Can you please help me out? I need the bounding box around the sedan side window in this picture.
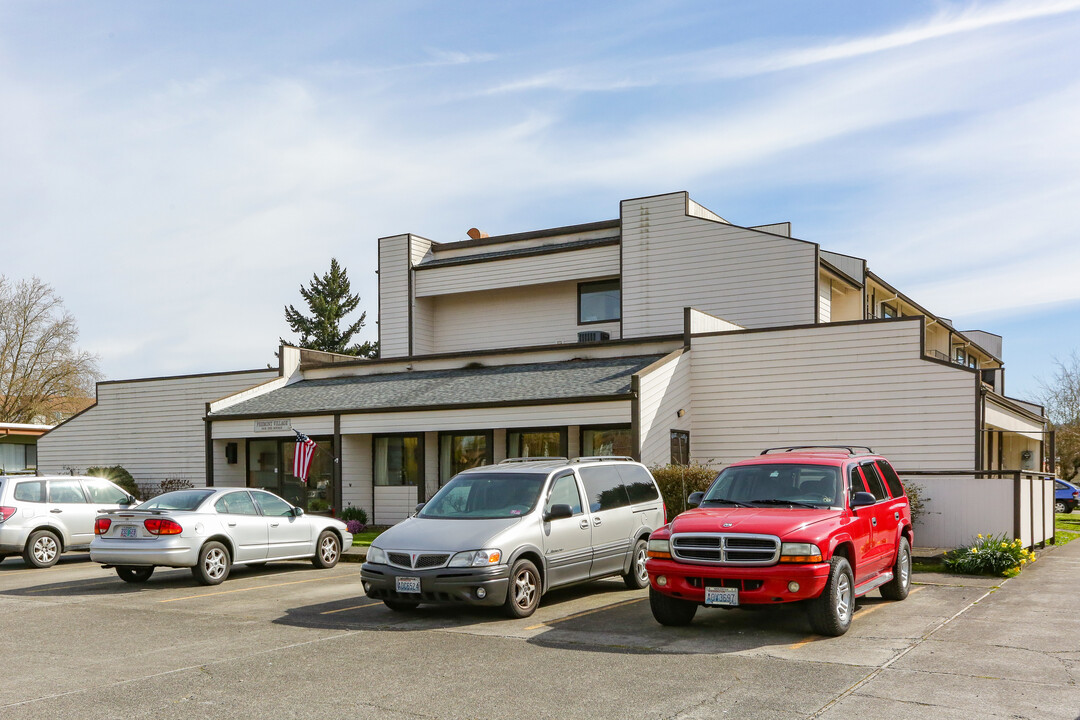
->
[48,479,88,503]
[215,492,259,516]
[253,491,294,517]
[546,473,583,515]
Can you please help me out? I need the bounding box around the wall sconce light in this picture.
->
[676,409,685,418]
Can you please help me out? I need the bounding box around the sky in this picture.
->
[1,0,1078,400]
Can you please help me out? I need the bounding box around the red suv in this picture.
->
[646,446,912,636]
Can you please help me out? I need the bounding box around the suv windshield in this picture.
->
[420,473,546,519]
[701,464,841,509]
[136,490,215,511]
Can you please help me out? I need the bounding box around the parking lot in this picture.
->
[3,546,1079,720]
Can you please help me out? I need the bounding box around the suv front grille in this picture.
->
[671,533,781,566]
[385,552,451,569]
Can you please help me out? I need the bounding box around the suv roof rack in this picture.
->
[569,456,636,463]
[498,457,568,464]
[760,445,874,456]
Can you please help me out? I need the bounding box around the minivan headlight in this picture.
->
[448,549,502,567]
[779,543,823,563]
[367,546,388,564]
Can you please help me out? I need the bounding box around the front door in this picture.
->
[541,472,592,588]
[213,491,269,563]
[859,462,897,575]
[253,491,312,559]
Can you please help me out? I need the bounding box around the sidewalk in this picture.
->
[342,544,367,563]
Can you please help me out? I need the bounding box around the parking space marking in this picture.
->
[320,601,381,615]
[524,596,646,630]
[158,574,349,603]
[788,586,923,648]
[26,581,118,594]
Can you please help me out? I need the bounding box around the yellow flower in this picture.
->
[972,547,978,553]
[978,534,983,539]
[1014,539,1022,545]
[1001,542,1008,548]
[1020,559,1026,565]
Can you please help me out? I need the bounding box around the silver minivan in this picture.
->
[0,475,136,567]
[360,457,666,618]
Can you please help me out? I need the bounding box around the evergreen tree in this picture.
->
[282,258,377,357]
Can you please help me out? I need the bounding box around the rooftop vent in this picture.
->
[467,228,490,240]
[578,330,610,344]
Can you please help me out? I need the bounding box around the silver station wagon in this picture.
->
[361,457,666,618]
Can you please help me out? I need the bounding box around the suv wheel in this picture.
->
[880,537,911,601]
[503,558,541,619]
[807,556,854,636]
[649,587,698,626]
[622,538,649,590]
[24,529,61,568]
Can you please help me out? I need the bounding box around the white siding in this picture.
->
[375,486,418,525]
[688,308,742,334]
[689,319,977,470]
[430,282,620,354]
[414,244,619,297]
[638,350,693,467]
[621,193,817,337]
[410,237,435,355]
[750,222,792,237]
[212,438,248,488]
[984,401,1044,440]
[378,235,411,358]
[211,416,335,440]
[818,274,832,323]
[342,434,372,518]
[339,401,629,435]
[37,370,278,485]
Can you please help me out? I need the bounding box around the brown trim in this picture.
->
[819,260,864,290]
[813,246,821,323]
[371,432,425,506]
[209,394,634,422]
[669,429,691,466]
[504,426,569,460]
[618,216,624,340]
[333,414,342,514]
[683,307,691,349]
[985,392,1048,425]
[407,238,414,358]
[975,379,985,472]
[437,429,495,486]
[416,237,620,271]
[376,242,383,355]
[97,367,274,386]
[205,403,214,487]
[997,430,1005,470]
[1012,472,1024,541]
[577,423,632,457]
[630,375,641,463]
[422,220,620,251]
[577,278,621,325]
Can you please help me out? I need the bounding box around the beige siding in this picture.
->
[211,416,336,440]
[374,486,418,525]
[621,193,817,337]
[37,370,278,485]
[818,273,832,323]
[410,237,435,355]
[750,222,792,237]
[431,282,620,355]
[638,350,693,466]
[689,320,977,470]
[414,244,619,297]
[212,438,248,488]
[342,434,372,517]
[378,235,410,358]
[830,283,863,323]
[688,308,742,334]
[820,250,865,282]
[339,401,629,435]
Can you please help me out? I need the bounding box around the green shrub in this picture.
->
[340,505,368,524]
[905,481,929,527]
[86,465,139,499]
[943,533,1035,577]
[648,463,718,518]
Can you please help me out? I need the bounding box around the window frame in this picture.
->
[579,424,633,458]
[245,435,336,514]
[372,433,426,490]
[544,470,585,517]
[506,426,568,459]
[438,429,494,486]
[577,278,621,325]
[670,430,690,466]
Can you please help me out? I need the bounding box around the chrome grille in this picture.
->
[671,533,781,566]
[385,551,451,569]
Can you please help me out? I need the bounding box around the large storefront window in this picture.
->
[247,436,336,514]
[507,428,567,459]
[439,431,493,484]
[581,426,632,457]
[374,434,424,486]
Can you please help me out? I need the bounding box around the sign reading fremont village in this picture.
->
[254,419,292,433]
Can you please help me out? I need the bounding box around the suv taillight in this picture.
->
[0,506,16,523]
[95,518,112,535]
[143,518,183,535]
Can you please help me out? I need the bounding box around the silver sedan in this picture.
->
[90,487,352,585]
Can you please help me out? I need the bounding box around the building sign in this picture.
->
[254,419,292,433]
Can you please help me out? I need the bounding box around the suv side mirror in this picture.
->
[544,504,573,522]
[292,507,305,517]
[850,492,877,509]
[687,491,704,507]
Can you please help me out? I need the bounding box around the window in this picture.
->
[578,465,631,512]
[215,492,259,516]
[578,279,620,324]
[954,347,966,364]
[439,431,493,484]
[374,434,424,486]
[618,465,660,504]
[876,461,905,498]
[247,436,337,513]
[545,473,583,515]
[670,431,690,466]
[253,491,294,517]
[0,443,33,472]
[881,302,898,319]
[507,428,566,459]
[14,480,45,503]
[860,463,889,501]
[581,426,632,457]
[83,479,130,504]
[48,479,87,504]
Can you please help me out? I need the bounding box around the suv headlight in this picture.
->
[367,546,388,564]
[647,539,670,558]
[779,543,823,563]
[448,549,502,567]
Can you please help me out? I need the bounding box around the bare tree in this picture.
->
[1037,351,1080,481]
[0,276,101,424]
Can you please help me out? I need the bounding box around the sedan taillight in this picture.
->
[143,518,183,535]
[95,518,112,535]
[0,506,16,523]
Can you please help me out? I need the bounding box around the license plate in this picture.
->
[395,576,421,594]
[705,586,739,606]
[119,526,138,538]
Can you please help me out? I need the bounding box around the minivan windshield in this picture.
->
[701,464,841,509]
[136,490,215,511]
[420,473,546,519]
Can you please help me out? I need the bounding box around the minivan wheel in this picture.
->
[623,538,650,590]
[649,587,697,626]
[503,559,541,619]
[24,529,61,568]
[116,566,154,583]
[191,541,230,585]
[806,556,854,636]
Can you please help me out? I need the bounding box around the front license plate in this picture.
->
[119,525,138,538]
[705,586,739,607]
[395,576,421,594]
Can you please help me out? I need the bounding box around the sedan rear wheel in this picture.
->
[24,529,61,568]
[116,566,154,583]
[192,541,230,585]
[311,531,340,569]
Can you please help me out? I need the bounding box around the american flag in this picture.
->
[293,430,317,483]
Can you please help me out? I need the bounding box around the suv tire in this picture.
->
[503,558,541,619]
[622,538,649,590]
[880,537,911,601]
[807,556,854,636]
[649,587,697,626]
[24,529,61,568]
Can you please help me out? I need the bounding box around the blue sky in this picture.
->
[1,0,1077,400]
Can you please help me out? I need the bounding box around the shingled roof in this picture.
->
[209,354,663,418]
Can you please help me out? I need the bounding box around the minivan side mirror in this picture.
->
[544,504,573,522]
[414,502,426,514]
[850,492,877,509]
[687,491,705,507]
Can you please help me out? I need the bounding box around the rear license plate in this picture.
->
[119,526,138,538]
[395,576,421,594]
[705,586,739,606]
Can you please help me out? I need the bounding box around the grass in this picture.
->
[351,530,383,547]
[1056,512,1080,545]
[912,559,947,574]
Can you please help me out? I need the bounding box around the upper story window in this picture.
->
[881,302,898,319]
[578,279,620,324]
